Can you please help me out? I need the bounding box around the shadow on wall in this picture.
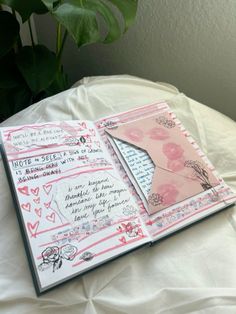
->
[35,0,236,120]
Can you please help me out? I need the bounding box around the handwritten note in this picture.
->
[7,121,91,149]
[113,138,155,198]
[1,119,151,292]
[54,171,137,226]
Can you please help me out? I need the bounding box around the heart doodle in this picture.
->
[33,197,40,204]
[44,201,51,209]
[27,221,39,237]
[31,187,39,196]
[119,236,126,244]
[21,203,31,212]
[46,212,55,223]
[43,184,52,195]
[35,208,42,218]
[18,186,29,196]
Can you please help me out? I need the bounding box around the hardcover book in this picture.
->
[1,102,235,294]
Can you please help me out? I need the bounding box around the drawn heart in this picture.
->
[21,203,31,212]
[43,184,52,195]
[18,186,29,196]
[119,236,126,244]
[46,212,55,223]
[33,197,40,204]
[35,208,42,218]
[27,221,39,238]
[44,201,51,209]
[31,187,39,196]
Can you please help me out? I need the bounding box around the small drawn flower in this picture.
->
[156,116,167,125]
[60,244,77,261]
[163,143,184,160]
[124,128,144,142]
[38,245,78,273]
[42,246,60,263]
[166,120,176,128]
[147,127,169,140]
[121,222,142,237]
[148,193,163,206]
[80,251,94,261]
[158,184,179,206]
[123,205,137,216]
[156,116,176,128]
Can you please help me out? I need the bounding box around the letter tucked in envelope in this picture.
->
[106,112,219,215]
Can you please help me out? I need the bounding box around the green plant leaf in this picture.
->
[15,45,58,94]
[13,84,33,113]
[45,68,69,97]
[0,51,23,88]
[108,0,138,32]
[0,0,48,22]
[0,88,15,119]
[42,0,138,47]
[0,11,20,58]
[0,82,33,119]
[47,1,100,47]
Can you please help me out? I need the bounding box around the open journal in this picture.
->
[1,102,235,294]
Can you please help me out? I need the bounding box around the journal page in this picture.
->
[0,120,150,293]
[95,102,236,242]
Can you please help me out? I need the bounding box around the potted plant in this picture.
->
[0,0,138,121]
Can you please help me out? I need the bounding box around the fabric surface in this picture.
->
[0,75,236,314]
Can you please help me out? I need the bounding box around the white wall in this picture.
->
[35,0,236,120]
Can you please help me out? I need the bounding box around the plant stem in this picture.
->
[28,18,35,48]
[57,30,68,71]
[56,22,62,55]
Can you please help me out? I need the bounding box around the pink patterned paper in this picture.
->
[106,112,219,214]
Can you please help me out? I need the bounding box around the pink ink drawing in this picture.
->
[119,236,126,244]
[46,212,56,223]
[33,197,40,204]
[44,201,51,209]
[31,187,39,196]
[43,184,52,195]
[78,122,87,129]
[21,203,31,212]
[35,208,42,218]
[120,222,143,238]
[27,221,40,238]
[163,142,184,160]
[147,127,169,140]
[124,128,144,142]
[18,186,29,196]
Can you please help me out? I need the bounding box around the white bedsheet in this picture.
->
[0,75,236,314]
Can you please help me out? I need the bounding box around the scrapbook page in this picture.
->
[96,102,236,241]
[1,101,235,294]
[0,120,150,294]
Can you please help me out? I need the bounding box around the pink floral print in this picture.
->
[167,158,185,172]
[124,128,144,142]
[147,127,169,140]
[163,142,184,160]
[158,183,179,206]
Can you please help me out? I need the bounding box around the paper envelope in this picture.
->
[106,112,220,214]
